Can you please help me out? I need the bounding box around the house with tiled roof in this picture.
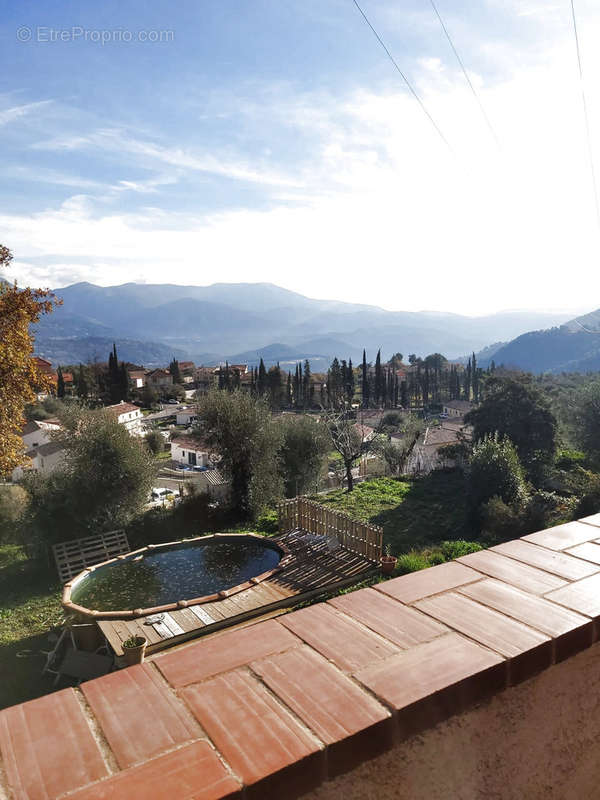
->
[146,368,173,389]
[12,441,66,481]
[170,436,210,467]
[21,418,61,450]
[128,369,147,389]
[105,401,144,435]
[442,399,473,418]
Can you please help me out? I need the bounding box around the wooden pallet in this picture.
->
[53,531,130,582]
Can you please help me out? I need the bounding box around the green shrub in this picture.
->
[468,434,526,514]
[396,552,431,575]
[555,449,587,470]
[256,508,279,534]
[440,540,482,560]
[479,496,522,542]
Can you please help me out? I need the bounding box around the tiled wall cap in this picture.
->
[5,514,600,800]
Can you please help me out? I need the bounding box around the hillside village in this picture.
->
[15,349,476,493]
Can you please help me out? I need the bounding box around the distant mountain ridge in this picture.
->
[32,280,579,368]
[480,308,600,373]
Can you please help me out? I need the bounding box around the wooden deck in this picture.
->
[98,529,378,657]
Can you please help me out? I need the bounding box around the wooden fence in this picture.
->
[277,497,383,563]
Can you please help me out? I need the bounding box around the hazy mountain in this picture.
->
[34,337,188,367]
[481,309,600,373]
[33,281,583,367]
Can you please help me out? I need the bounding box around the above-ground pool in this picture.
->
[62,534,287,619]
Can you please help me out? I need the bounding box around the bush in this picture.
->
[0,485,28,544]
[396,552,431,574]
[145,430,164,455]
[256,508,279,534]
[440,540,482,560]
[555,449,587,470]
[479,496,522,542]
[468,434,526,512]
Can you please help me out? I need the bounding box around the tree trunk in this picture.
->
[345,461,354,492]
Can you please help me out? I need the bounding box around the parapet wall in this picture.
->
[1,512,600,800]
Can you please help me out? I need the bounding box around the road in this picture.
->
[143,403,190,423]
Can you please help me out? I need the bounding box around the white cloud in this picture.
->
[33,128,304,189]
[0,100,53,127]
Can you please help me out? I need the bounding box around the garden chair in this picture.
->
[42,623,114,686]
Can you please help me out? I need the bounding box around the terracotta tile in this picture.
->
[279,603,399,673]
[565,542,600,565]
[458,578,593,662]
[578,512,600,528]
[68,740,242,800]
[414,592,551,684]
[328,587,447,648]
[492,539,600,581]
[82,663,199,769]
[545,573,600,619]
[183,670,323,800]
[251,645,393,777]
[374,561,482,604]
[457,550,566,595]
[0,688,108,800]
[154,619,299,687]
[522,521,598,551]
[355,633,506,735]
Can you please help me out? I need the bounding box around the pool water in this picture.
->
[70,539,281,611]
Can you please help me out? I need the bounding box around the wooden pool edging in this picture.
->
[62,533,290,620]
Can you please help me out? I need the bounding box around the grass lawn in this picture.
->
[313,470,473,554]
[0,545,64,710]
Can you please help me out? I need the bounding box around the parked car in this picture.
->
[150,487,174,504]
[167,398,179,405]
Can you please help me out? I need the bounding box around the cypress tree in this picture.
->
[374,350,382,406]
[293,364,300,408]
[257,358,267,395]
[57,366,65,398]
[169,358,182,384]
[77,364,89,399]
[302,360,311,408]
[400,379,408,408]
[361,350,370,408]
[346,357,355,406]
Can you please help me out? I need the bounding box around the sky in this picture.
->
[2,0,600,315]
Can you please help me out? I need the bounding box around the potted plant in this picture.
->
[122,635,147,666]
[380,544,397,576]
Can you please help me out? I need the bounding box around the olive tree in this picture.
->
[279,415,331,496]
[196,389,283,518]
[22,405,155,544]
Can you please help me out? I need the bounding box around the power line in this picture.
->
[351,0,453,153]
[428,0,501,149]
[569,0,600,230]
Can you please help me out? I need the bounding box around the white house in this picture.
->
[21,419,61,450]
[106,401,144,435]
[170,436,209,467]
[176,408,198,426]
[194,469,229,501]
[12,441,65,481]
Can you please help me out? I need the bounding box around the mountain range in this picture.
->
[32,281,582,370]
[480,308,600,373]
